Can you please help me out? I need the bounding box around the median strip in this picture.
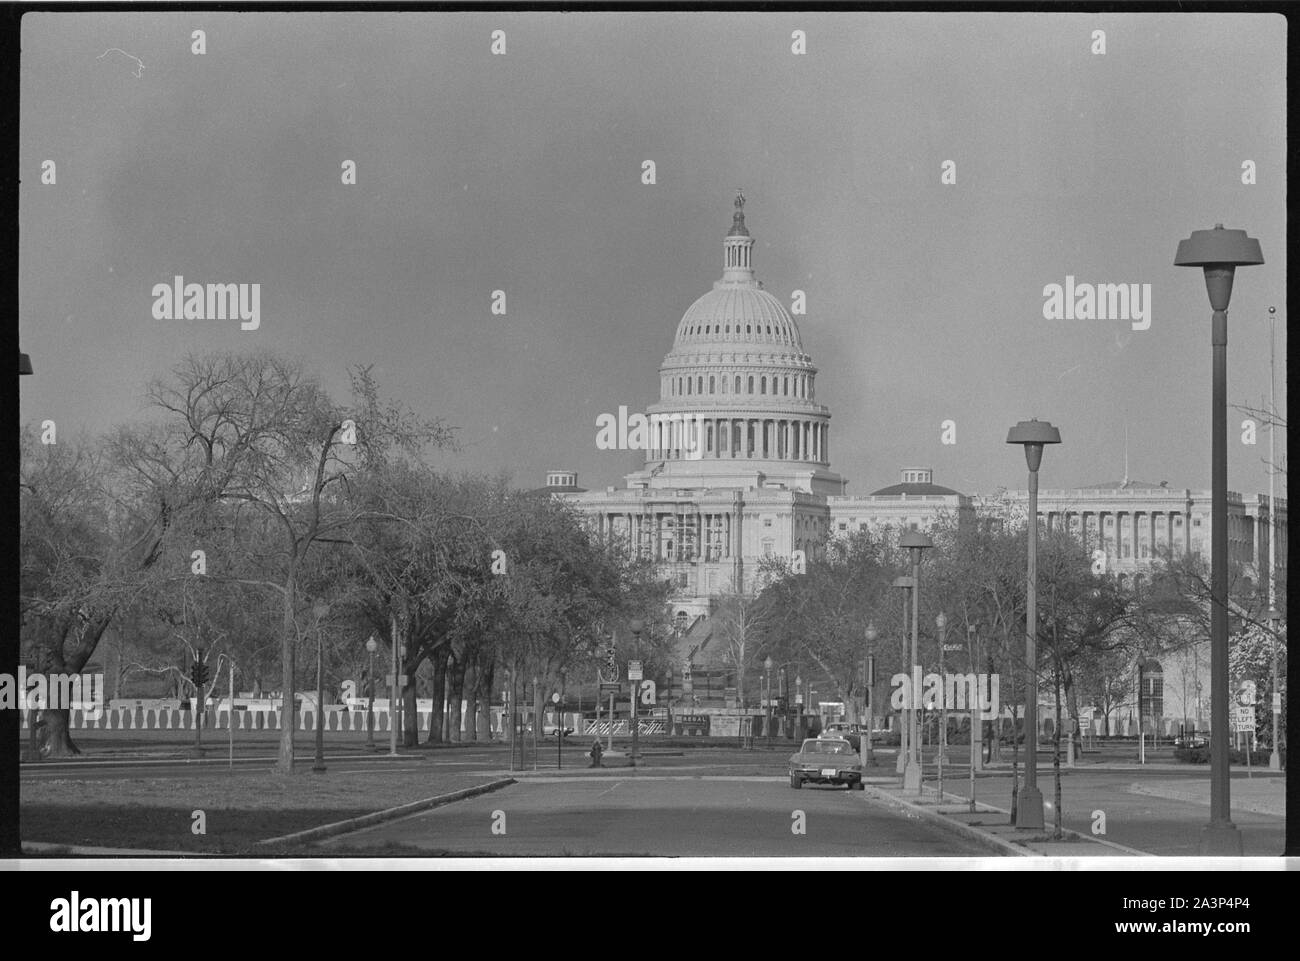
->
[256,778,516,847]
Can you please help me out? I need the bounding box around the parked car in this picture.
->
[1173,732,1209,749]
[822,722,863,750]
[789,737,864,790]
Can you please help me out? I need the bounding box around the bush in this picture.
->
[1174,745,1279,766]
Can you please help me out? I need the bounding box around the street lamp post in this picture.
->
[1007,418,1061,829]
[1175,223,1264,855]
[864,623,877,768]
[552,691,562,770]
[312,600,330,774]
[764,655,773,748]
[935,612,948,802]
[778,666,786,739]
[899,531,934,794]
[891,576,914,776]
[365,634,378,749]
[1268,608,1282,771]
[968,623,980,812]
[629,619,644,766]
[1266,306,1282,773]
[795,674,803,736]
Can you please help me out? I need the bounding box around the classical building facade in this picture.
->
[544,197,1285,729]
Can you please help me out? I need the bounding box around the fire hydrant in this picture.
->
[589,739,604,768]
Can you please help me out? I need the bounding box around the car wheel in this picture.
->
[852,781,864,791]
[790,774,802,789]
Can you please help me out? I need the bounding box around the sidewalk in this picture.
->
[862,775,1148,857]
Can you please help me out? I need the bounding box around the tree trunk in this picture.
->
[448,657,467,743]
[402,675,418,748]
[427,646,449,743]
[277,570,298,775]
[477,663,495,741]
[463,664,478,743]
[42,708,80,758]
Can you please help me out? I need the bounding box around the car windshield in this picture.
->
[803,740,851,754]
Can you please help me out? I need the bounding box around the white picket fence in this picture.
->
[20,706,442,732]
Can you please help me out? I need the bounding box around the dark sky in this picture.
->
[19,11,1287,497]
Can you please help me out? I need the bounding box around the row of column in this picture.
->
[599,507,757,567]
[599,509,738,562]
[1041,509,1193,560]
[651,416,828,463]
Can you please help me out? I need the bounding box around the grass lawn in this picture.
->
[21,768,506,856]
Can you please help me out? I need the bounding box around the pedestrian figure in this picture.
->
[589,738,604,768]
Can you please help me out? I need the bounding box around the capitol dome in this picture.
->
[629,193,844,497]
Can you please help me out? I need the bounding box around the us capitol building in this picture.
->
[545,196,1285,647]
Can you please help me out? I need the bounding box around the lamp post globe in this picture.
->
[1006,418,1060,828]
[1176,224,1264,856]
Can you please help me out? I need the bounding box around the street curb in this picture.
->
[22,841,212,857]
[21,752,428,771]
[865,784,1152,857]
[861,785,1032,858]
[255,778,516,847]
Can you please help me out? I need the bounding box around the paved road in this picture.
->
[319,775,994,857]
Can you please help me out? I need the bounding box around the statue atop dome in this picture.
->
[728,189,749,237]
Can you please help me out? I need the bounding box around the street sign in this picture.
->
[1234,678,1257,707]
[599,682,621,694]
[1274,693,1282,712]
[639,680,657,705]
[942,644,963,652]
[1233,706,1256,732]
[385,674,408,687]
[627,660,643,681]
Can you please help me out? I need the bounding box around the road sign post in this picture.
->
[553,691,562,770]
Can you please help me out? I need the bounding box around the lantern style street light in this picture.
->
[891,575,914,775]
[364,634,378,749]
[1007,417,1061,829]
[899,530,934,793]
[1175,223,1264,856]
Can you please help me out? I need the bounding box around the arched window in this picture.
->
[709,376,715,393]
[697,376,703,394]
[748,376,754,394]
[760,377,767,394]
[747,325,752,334]
[783,376,789,395]
[735,376,741,393]
[721,377,728,394]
